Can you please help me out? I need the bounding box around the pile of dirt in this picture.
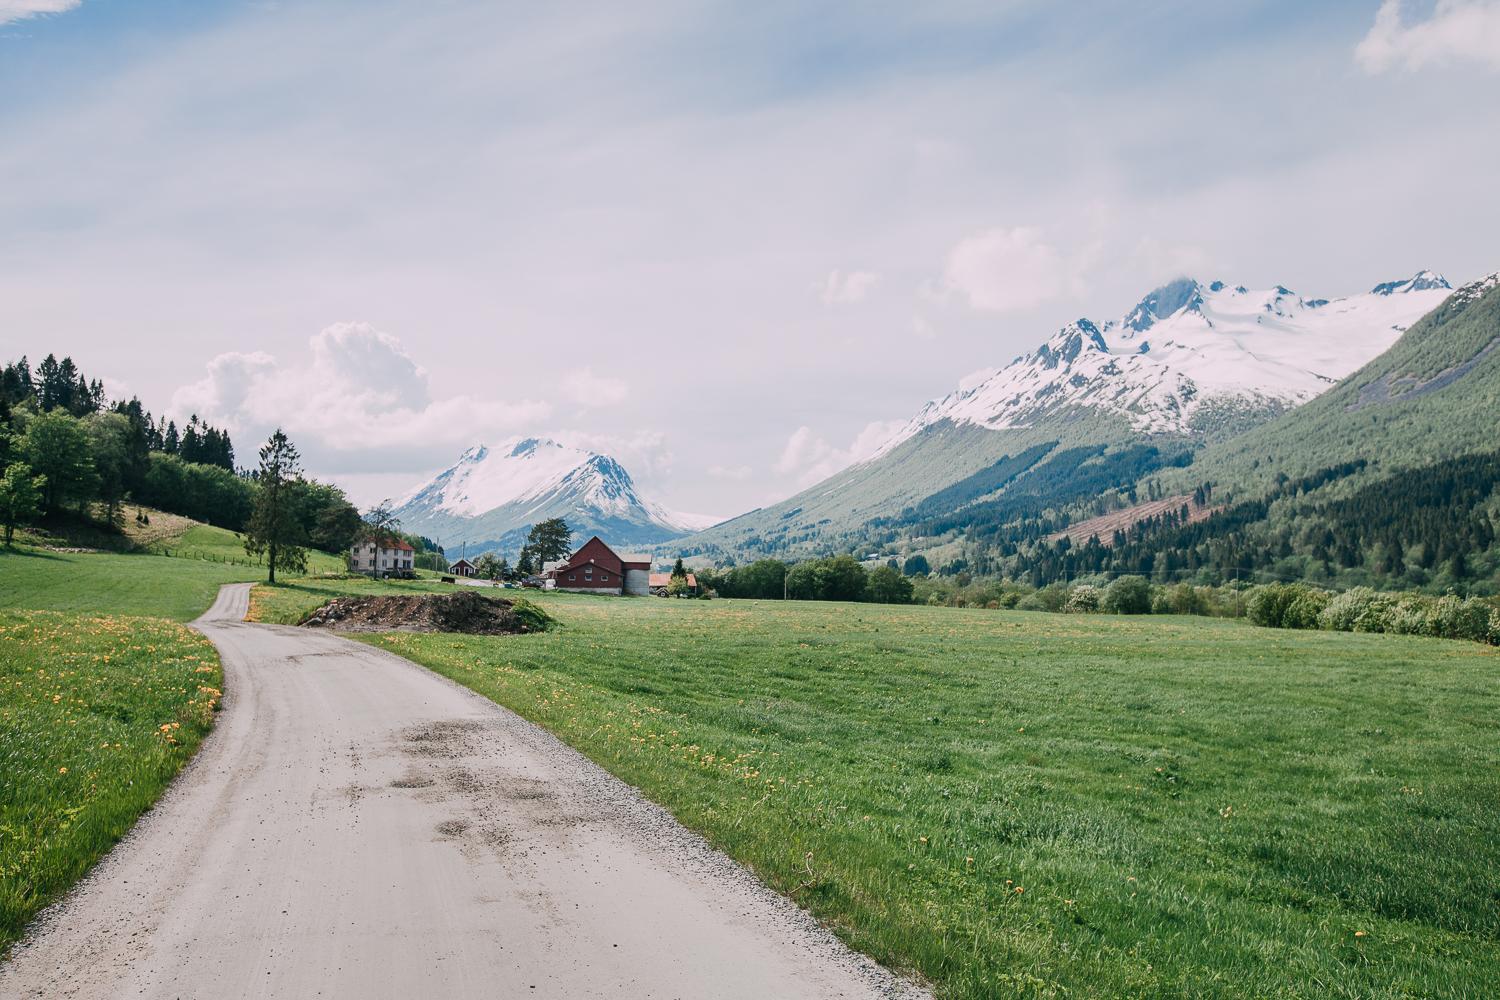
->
[300,590,551,635]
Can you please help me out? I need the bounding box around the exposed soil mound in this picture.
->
[300,590,550,635]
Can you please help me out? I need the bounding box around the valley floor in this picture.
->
[254,579,1500,999]
[5,551,1497,998]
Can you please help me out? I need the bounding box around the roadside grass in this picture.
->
[0,610,221,956]
[245,587,1500,999]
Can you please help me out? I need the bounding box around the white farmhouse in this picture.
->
[351,538,415,577]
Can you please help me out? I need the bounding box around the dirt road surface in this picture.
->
[2,584,925,999]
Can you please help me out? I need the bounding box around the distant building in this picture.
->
[648,572,697,596]
[449,557,476,578]
[351,538,415,577]
[550,537,651,595]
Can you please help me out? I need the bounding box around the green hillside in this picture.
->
[685,412,1142,561]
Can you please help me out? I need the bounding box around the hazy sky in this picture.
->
[4,1,1498,518]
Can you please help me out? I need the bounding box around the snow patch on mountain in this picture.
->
[876,271,1452,455]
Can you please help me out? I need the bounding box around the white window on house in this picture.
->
[601,572,609,582]
[584,568,592,580]
[568,573,576,581]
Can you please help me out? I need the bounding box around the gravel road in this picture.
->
[1,583,926,999]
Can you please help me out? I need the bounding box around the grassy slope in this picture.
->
[684,415,1134,559]
[248,584,1500,999]
[0,610,221,954]
[0,548,260,622]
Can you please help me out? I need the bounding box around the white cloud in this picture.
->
[1130,237,1213,283]
[1356,0,1500,73]
[0,1,80,27]
[171,321,551,470]
[561,367,628,408]
[707,463,752,480]
[774,419,906,486]
[940,226,1078,313]
[819,269,880,305]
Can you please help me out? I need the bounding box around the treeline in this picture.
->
[1,353,361,553]
[1008,452,1500,593]
[3,355,234,469]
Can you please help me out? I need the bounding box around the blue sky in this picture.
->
[3,1,1498,515]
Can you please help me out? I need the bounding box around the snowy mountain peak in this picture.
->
[393,436,719,554]
[1121,278,1204,334]
[1371,270,1451,295]
[1036,320,1109,368]
[873,272,1455,458]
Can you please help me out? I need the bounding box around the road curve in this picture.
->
[2,583,924,999]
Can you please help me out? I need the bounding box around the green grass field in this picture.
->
[0,609,222,955]
[0,548,260,622]
[249,581,1500,999]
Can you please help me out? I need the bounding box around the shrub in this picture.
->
[1166,582,1208,616]
[1018,584,1068,613]
[1282,586,1329,629]
[1247,583,1308,629]
[1065,585,1101,614]
[1102,576,1153,614]
[1319,587,1398,633]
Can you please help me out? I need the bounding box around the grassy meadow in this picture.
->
[250,581,1500,999]
[0,609,222,954]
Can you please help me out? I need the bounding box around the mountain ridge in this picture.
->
[684,270,1456,561]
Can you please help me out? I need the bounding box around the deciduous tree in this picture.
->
[0,462,45,546]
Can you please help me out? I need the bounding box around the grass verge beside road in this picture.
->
[245,585,1500,999]
[0,610,221,956]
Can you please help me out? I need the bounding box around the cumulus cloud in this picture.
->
[561,367,628,408]
[1356,0,1500,73]
[0,1,80,27]
[819,269,880,305]
[774,419,906,487]
[940,226,1080,313]
[171,321,552,470]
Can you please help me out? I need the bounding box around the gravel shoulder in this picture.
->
[0,583,926,999]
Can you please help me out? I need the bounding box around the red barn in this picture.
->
[553,537,651,595]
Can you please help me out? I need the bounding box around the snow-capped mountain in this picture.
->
[394,438,719,556]
[878,271,1453,451]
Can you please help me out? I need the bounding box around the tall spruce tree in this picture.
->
[244,429,308,583]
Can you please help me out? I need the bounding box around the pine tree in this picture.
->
[244,429,308,584]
